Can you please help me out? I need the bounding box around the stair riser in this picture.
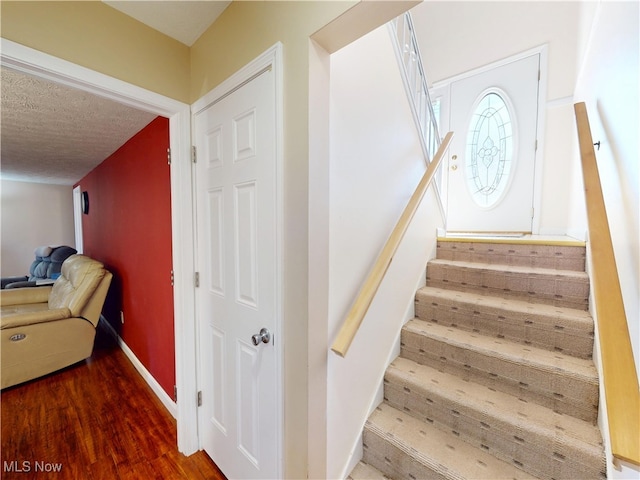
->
[426,263,589,310]
[401,332,598,423]
[415,292,594,359]
[383,380,605,480]
[363,427,448,480]
[347,461,389,480]
[436,241,586,272]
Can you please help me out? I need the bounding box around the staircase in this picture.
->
[348,238,606,480]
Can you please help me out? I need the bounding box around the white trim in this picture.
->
[72,186,84,254]
[546,95,574,108]
[0,39,199,455]
[191,42,284,477]
[431,45,548,90]
[101,318,177,418]
[531,46,548,236]
[431,45,549,235]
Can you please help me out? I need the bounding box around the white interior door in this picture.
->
[446,54,540,233]
[194,62,281,479]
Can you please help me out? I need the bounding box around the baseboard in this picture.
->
[537,227,588,242]
[99,318,178,419]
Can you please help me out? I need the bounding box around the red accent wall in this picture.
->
[76,116,175,397]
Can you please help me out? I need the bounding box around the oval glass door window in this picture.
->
[465,91,515,208]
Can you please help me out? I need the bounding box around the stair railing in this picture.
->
[331,132,453,357]
[574,102,639,466]
[388,12,445,216]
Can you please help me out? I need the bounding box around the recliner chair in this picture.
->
[1,245,77,289]
[0,254,113,389]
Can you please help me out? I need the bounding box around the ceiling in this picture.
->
[0,1,231,186]
[104,1,231,47]
[1,68,157,185]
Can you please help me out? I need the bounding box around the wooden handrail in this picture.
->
[574,102,640,466]
[331,131,453,358]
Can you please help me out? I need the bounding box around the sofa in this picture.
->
[1,255,113,389]
[1,245,77,289]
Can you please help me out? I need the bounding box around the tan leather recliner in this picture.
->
[1,255,113,389]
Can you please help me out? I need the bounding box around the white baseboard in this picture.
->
[100,318,177,419]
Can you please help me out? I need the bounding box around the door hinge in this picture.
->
[170,270,175,286]
[531,207,535,218]
[174,385,178,402]
[192,145,197,163]
[194,272,200,288]
[197,391,202,407]
[538,69,541,81]
[535,139,538,151]
[167,148,171,165]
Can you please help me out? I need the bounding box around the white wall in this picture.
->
[324,25,444,479]
[412,1,586,237]
[574,2,639,477]
[0,179,75,276]
[574,0,639,370]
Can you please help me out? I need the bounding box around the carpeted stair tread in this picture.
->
[402,318,598,383]
[435,240,586,271]
[401,318,599,422]
[347,461,390,480]
[428,258,589,279]
[384,357,605,480]
[426,259,589,310]
[414,286,594,358]
[364,403,541,480]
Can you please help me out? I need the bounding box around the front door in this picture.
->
[193,55,281,479]
[445,54,540,233]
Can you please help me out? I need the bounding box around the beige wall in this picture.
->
[1,180,75,277]
[191,3,422,477]
[193,3,422,477]
[0,1,190,102]
[1,2,416,477]
[191,3,363,477]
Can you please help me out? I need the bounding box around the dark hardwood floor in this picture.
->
[1,322,227,480]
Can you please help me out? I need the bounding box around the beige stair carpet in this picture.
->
[401,319,599,422]
[426,259,590,311]
[435,241,586,272]
[349,240,605,480]
[414,287,595,359]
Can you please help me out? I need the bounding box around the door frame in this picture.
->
[431,45,548,234]
[1,39,200,454]
[72,185,84,254]
[191,43,284,475]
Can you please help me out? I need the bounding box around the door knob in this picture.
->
[252,328,271,346]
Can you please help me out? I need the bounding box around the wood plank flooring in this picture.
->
[1,322,227,480]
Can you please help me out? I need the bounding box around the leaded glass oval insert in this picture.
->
[465,92,514,207]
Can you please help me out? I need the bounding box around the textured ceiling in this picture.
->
[1,2,232,186]
[103,0,231,46]
[1,68,157,185]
